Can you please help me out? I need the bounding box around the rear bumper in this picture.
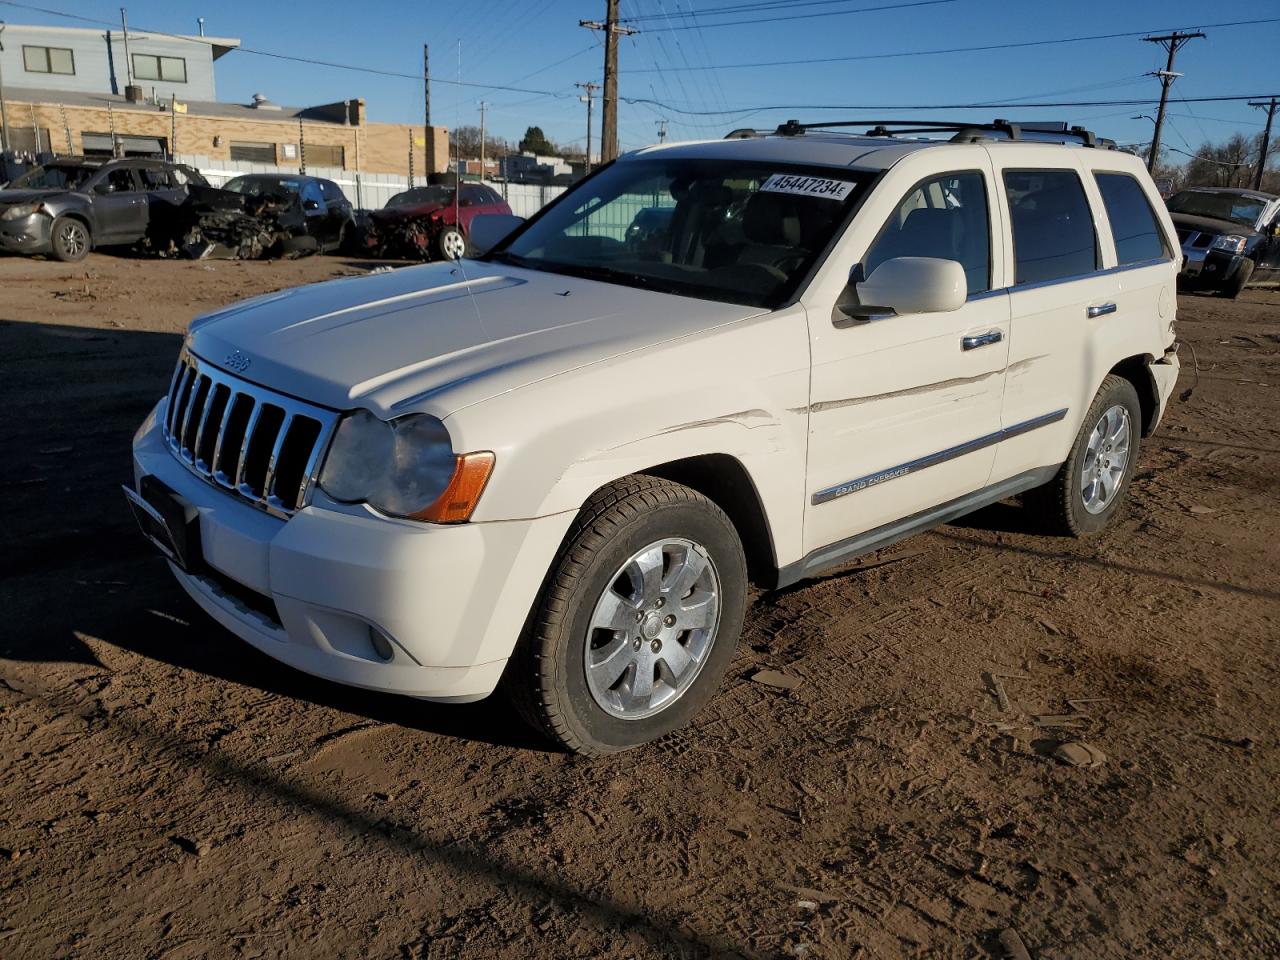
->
[1149,344,1181,431]
[130,399,574,702]
[0,212,52,255]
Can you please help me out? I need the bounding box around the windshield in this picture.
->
[387,186,453,208]
[223,176,300,199]
[490,158,868,308]
[1167,190,1268,228]
[10,163,96,191]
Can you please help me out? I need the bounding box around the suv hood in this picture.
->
[1169,211,1257,238]
[187,260,764,416]
[0,188,67,205]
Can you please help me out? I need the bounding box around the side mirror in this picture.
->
[95,182,116,195]
[468,213,526,256]
[302,198,321,212]
[839,257,967,324]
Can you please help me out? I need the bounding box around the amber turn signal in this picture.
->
[410,452,495,523]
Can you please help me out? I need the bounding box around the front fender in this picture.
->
[445,306,813,569]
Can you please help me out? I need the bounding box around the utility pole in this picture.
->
[120,8,134,87]
[576,81,599,170]
[478,100,487,182]
[423,44,430,128]
[655,119,668,144]
[1249,97,1278,191]
[580,0,637,165]
[0,21,10,155]
[1143,30,1204,174]
[407,127,414,188]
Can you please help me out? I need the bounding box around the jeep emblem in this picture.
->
[224,350,252,373]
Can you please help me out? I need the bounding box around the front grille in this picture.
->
[162,350,339,518]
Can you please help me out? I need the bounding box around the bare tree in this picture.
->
[452,125,509,161]
[1179,133,1275,190]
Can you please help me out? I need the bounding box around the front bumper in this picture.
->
[1178,245,1248,289]
[130,400,573,702]
[0,212,52,255]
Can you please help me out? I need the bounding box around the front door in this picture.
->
[803,164,1010,557]
[90,166,147,242]
[1255,198,1280,280]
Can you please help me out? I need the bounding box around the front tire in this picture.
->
[504,476,748,755]
[436,226,466,261]
[1223,258,1254,299]
[1025,375,1142,536]
[50,216,90,262]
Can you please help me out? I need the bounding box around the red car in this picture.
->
[369,182,512,260]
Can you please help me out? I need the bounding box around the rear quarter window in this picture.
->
[1004,169,1099,285]
[1094,172,1171,264]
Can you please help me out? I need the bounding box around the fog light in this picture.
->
[368,626,394,661]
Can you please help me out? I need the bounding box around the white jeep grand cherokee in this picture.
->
[127,119,1180,754]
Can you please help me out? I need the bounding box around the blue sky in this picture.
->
[8,1,1278,158]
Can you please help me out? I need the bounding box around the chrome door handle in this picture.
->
[1087,302,1117,318]
[961,330,1003,351]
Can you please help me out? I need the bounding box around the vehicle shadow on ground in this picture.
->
[0,318,549,752]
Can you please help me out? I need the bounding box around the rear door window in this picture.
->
[1004,169,1099,284]
[1094,173,1170,264]
[139,167,173,189]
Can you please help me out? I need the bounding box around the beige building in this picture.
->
[1,86,448,177]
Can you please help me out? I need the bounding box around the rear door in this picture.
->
[988,157,1121,484]
[139,164,186,215]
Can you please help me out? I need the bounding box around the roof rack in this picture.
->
[761,118,1116,149]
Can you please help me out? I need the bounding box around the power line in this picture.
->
[620,93,1280,118]
[619,17,1280,72]
[621,0,921,21]
[632,0,957,31]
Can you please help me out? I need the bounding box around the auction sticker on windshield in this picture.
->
[760,173,855,201]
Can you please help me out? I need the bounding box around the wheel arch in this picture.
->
[638,453,779,588]
[53,210,94,246]
[1107,353,1159,437]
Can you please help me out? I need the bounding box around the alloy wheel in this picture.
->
[58,222,87,259]
[1081,404,1132,514]
[584,538,722,720]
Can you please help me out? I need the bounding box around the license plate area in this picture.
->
[122,476,201,572]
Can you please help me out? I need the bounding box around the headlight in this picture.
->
[0,202,41,221]
[318,410,494,523]
[1211,234,1247,254]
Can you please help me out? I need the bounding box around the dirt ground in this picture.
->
[1,252,1277,960]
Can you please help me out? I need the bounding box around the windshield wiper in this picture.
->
[546,262,671,292]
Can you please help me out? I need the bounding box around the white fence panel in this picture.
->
[173,155,570,219]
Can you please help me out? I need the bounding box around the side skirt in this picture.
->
[775,465,1059,589]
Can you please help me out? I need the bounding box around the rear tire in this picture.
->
[503,475,748,755]
[1024,375,1142,537]
[50,216,90,262]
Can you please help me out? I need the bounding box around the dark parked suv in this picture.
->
[1168,186,1280,297]
[0,157,206,262]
